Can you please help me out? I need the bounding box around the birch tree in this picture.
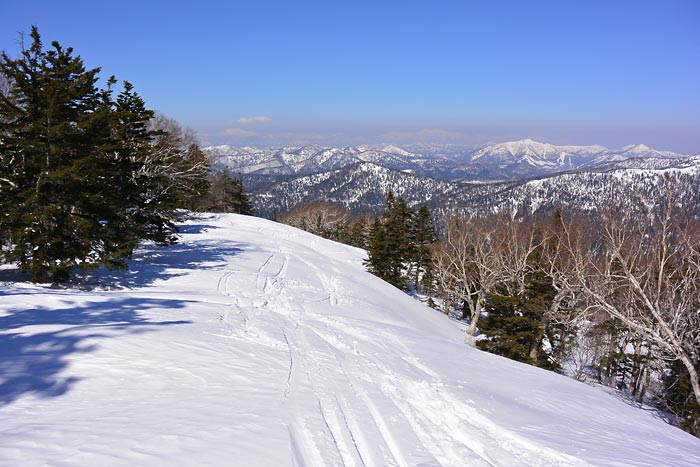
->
[563,201,700,409]
[432,214,501,336]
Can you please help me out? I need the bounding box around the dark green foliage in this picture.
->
[662,361,700,435]
[364,192,436,291]
[109,82,179,246]
[206,169,253,214]
[366,216,405,288]
[412,205,436,293]
[0,28,207,282]
[477,270,559,370]
[342,215,371,249]
[1,28,104,281]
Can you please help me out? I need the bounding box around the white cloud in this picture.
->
[222,127,256,138]
[237,116,272,124]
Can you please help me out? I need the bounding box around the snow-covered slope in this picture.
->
[468,139,607,169]
[204,145,449,178]
[1,214,698,466]
[250,160,700,219]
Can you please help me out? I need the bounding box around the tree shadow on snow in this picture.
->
[0,219,247,406]
[0,296,192,407]
[80,221,247,290]
[0,221,247,290]
[176,223,220,235]
[81,241,246,290]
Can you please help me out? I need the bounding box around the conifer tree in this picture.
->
[411,205,436,292]
[663,360,700,435]
[345,215,370,249]
[477,269,559,369]
[0,28,206,282]
[366,217,387,276]
[364,193,435,291]
[109,82,181,246]
[364,194,406,289]
[207,169,253,214]
[0,28,105,281]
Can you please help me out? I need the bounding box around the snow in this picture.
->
[1,214,698,466]
[381,145,415,157]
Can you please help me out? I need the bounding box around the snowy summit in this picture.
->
[1,214,698,466]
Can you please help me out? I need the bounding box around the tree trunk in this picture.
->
[442,292,451,316]
[467,292,483,336]
[679,353,700,409]
[529,321,546,363]
[467,317,479,336]
[628,340,642,398]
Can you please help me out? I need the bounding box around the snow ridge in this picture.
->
[204,139,692,182]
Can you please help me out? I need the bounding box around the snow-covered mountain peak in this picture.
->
[470,139,564,167]
[381,144,415,156]
[504,138,553,151]
[620,144,660,154]
[204,141,694,181]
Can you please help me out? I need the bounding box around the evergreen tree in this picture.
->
[207,169,253,214]
[364,193,407,289]
[110,82,181,246]
[344,215,370,249]
[364,193,435,291]
[477,269,559,370]
[411,205,436,292]
[0,28,204,282]
[0,28,106,281]
[663,360,700,436]
[365,217,399,286]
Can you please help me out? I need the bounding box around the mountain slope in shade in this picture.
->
[1,214,698,466]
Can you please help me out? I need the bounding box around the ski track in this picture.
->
[3,214,698,467]
[213,221,591,467]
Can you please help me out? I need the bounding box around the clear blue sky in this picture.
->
[2,0,699,152]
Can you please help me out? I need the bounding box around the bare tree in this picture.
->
[494,217,545,295]
[535,214,595,365]
[562,199,700,408]
[278,203,350,239]
[141,114,210,200]
[432,214,501,336]
[431,240,458,315]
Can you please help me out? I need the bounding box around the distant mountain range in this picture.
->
[204,139,693,182]
[203,140,700,219]
[250,160,700,219]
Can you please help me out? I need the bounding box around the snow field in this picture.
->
[1,214,699,466]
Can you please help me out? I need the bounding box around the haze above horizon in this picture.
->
[2,0,698,152]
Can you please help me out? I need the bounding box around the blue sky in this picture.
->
[2,0,699,151]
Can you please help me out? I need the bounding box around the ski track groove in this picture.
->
[281,328,294,400]
[213,235,590,467]
[303,325,417,467]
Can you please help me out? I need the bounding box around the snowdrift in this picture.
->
[1,214,698,466]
